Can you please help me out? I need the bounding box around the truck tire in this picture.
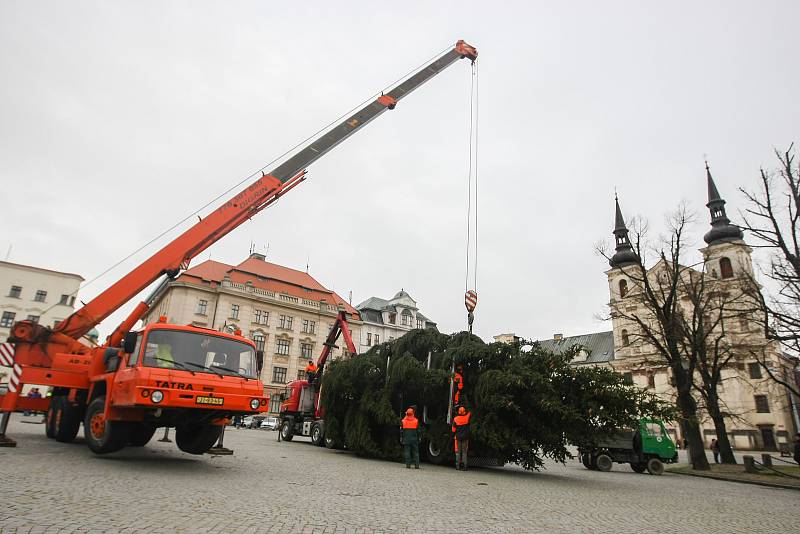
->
[280,420,294,442]
[646,457,664,476]
[84,396,130,454]
[175,424,222,454]
[630,462,647,473]
[581,453,593,469]
[54,396,82,443]
[310,423,324,447]
[426,440,446,465]
[595,453,613,472]
[45,398,58,438]
[128,423,157,446]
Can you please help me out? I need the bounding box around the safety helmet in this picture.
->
[458,406,466,415]
[406,408,414,416]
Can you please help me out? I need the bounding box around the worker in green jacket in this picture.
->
[400,407,421,469]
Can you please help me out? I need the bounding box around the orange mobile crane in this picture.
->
[0,39,478,455]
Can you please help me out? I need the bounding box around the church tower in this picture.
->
[699,162,754,279]
[606,195,639,359]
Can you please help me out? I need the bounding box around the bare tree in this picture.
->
[739,145,800,398]
[600,205,711,470]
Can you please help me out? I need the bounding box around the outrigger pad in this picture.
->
[0,435,17,447]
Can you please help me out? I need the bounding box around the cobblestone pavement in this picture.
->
[0,418,796,534]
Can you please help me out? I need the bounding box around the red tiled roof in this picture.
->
[177,258,359,317]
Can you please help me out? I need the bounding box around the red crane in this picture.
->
[0,40,478,452]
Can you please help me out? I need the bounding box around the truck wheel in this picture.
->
[175,424,222,454]
[128,423,157,446]
[426,440,445,465]
[45,397,58,438]
[83,396,130,454]
[280,421,294,442]
[310,423,324,446]
[54,397,82,443]
[646,457,664,475]
[580,453,593,469]
[595,453,613,472]
[631,462,647,473]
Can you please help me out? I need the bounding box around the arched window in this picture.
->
[252,331,265,352]
[619,279,628,298]
[720,257,733,279]
[621,329,630,346]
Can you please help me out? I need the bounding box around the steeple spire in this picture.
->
[703,161,743,245]
[609,194,639,268]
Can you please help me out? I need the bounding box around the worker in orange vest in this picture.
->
[305,360,318,381]
[400,407,421,469]
[452,406,471,470]
[453,365,464,405]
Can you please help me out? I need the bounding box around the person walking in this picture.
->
[400,408,420,469]
[710,438,720,464]
[452,406,472,471]
[793,433,800,466]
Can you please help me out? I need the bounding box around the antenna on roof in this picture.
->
[306,256,309,273]
[348,290,352,305]
[265,243,269,259]
[4,244,11,261]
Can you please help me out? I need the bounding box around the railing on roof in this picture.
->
[216,277,346,315]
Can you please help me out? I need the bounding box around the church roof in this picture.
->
[536,331,615,364]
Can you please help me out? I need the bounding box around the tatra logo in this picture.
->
[154,381,194,390]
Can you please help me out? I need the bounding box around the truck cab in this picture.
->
[579,418,677,475]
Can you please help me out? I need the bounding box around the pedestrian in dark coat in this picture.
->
[793,433,800,466]
[710,439,720,464]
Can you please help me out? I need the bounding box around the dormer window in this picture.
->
[401,310,412,326]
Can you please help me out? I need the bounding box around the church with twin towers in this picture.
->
[536,165,799,451]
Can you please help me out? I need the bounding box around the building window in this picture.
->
[1,311,16,328]
[621,329,630,347]
[622,372,634,385]
[720,257,734,279]
[26,315,39,324]
[619,279,628,298]
[388,312,396,324]
[279,315,293,330]
[301,343,313,358]
[59,294,69,305]
[302,319,315,334]
[754,395,770,413]
[69,296,75,306]
[647,373,656,389]
[269,396,281,413]
[230,304,240,319]
[401,310,412,326]
[196,299,208,315]
[276,338,290,355]
[8,286,21,299]
[748,362,762,379]
[253,309,269,326]
[374,334,380,345]
[252,332,265,351]
[297,370,306,381]
[272,366,287,384]
[34,290,47,303]
[417,319,424,329]
[366,333,372,346]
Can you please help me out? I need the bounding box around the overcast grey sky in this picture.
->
[1,1,798,341]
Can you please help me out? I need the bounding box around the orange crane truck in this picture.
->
[0,39,478,455]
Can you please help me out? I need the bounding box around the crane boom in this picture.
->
[51,40,477,341]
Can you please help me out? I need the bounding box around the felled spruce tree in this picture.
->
[320,329,672,469]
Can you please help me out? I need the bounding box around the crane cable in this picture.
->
[463,60,479,331]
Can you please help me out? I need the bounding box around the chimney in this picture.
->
[249,252,266,261]
[553,333,563,341]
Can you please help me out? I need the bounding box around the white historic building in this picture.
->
[355,290,437,353]
[532,168,800,451]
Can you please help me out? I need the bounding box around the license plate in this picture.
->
[195,396,224,406]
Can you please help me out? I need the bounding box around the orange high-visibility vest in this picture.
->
[402,416,419,429]
[451,412,471,434]
[306,363,318,373]
[454,372,464,390]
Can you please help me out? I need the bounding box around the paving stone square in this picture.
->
[0,418,796,533]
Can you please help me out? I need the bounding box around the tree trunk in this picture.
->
[673,368,710,470]
[706,391,737,464]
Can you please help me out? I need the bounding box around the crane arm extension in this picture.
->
[54,40,477,340]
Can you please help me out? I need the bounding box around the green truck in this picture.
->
[578,418,678,475]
